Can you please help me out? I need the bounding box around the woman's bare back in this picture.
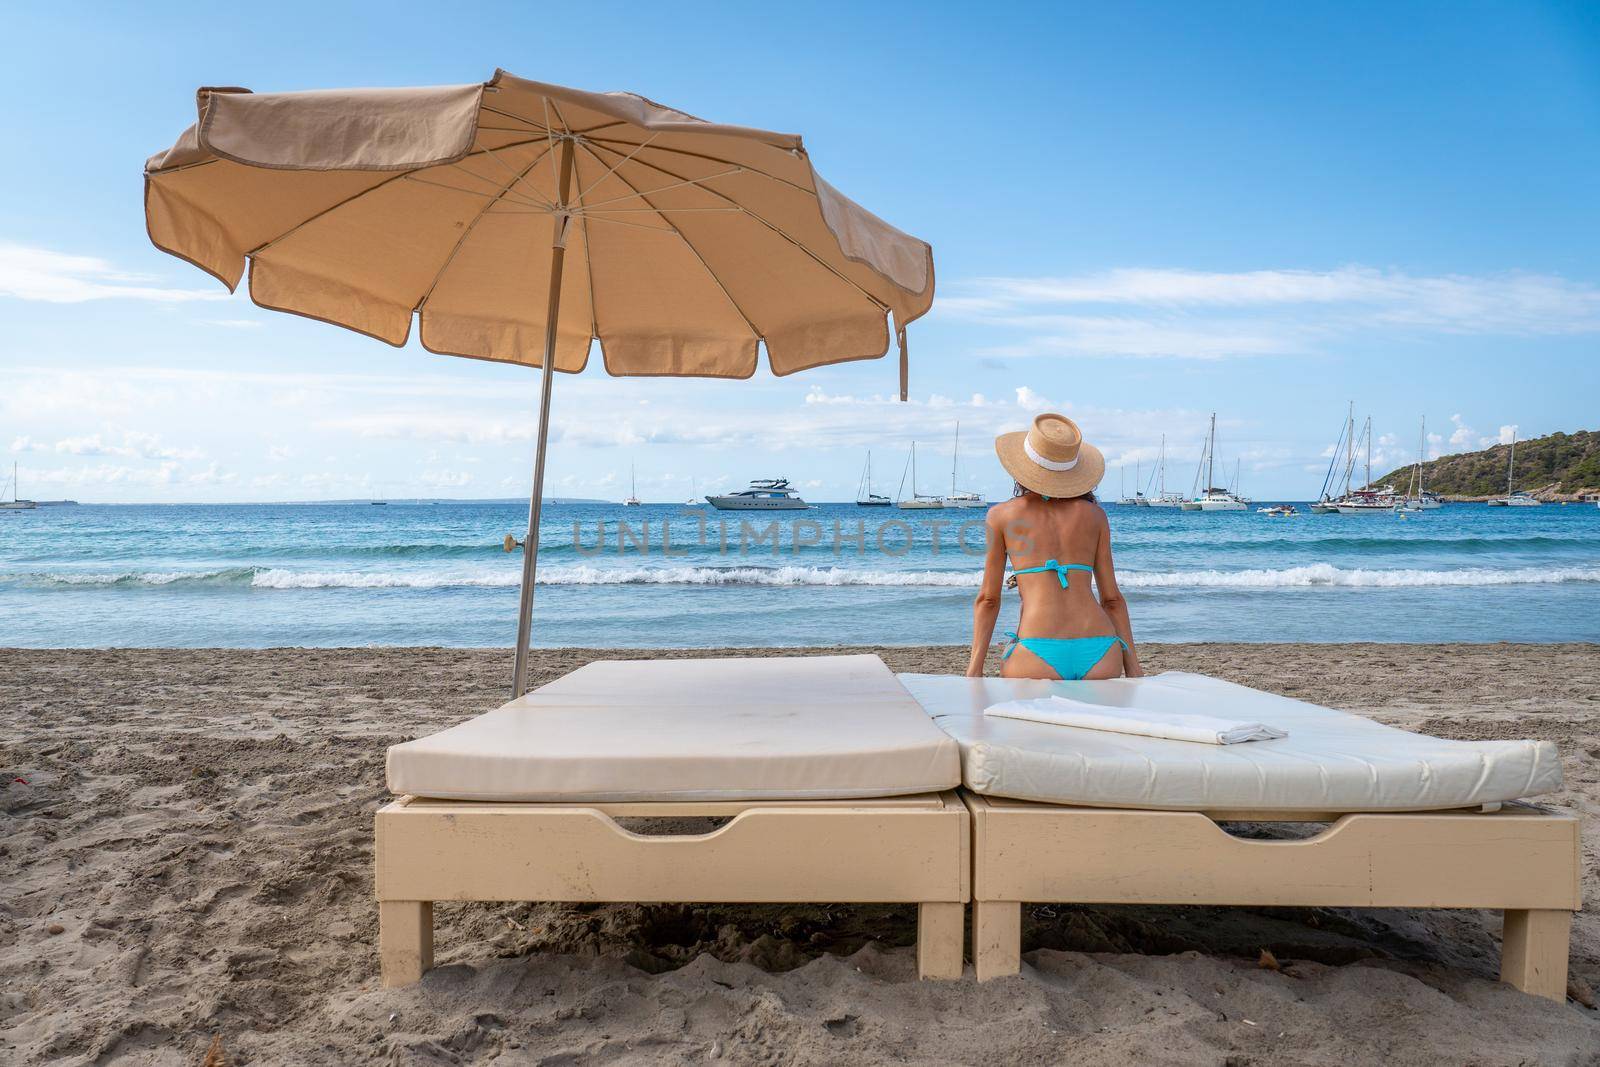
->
[984,494,1123,678]
[992,494,1115,637]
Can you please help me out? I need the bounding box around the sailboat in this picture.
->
[1333,418,1400,514]
[856,451,890,506]
[1145,435,1185,507]
[0,462,37,511]
[685,477,703,507]
[897,442,944,509]
[1116,459,1145,506]
[623,464,642,506]
[942,422,987,507]
[1487,430,1541,506]
[1311,404,1354,513]
[1188,414,1248,511]
[1398,417,1442,511]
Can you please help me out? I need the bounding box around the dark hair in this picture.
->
[1012,481,1096,503]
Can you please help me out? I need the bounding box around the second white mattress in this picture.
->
[899,671,1563,812]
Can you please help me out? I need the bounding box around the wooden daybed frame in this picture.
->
[963,795,1580,1002]
[375,792,970,986]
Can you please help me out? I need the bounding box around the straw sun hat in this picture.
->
[995,413,1106,498]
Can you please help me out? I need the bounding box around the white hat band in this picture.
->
[1024,436,1079,471]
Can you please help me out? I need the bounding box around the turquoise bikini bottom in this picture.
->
[1002,631,1129,681]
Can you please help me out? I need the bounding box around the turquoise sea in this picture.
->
[2,500,1597,648]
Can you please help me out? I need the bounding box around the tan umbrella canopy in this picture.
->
[145,69,935,693]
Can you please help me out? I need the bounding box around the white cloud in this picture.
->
[1448,414,1476,449]
[0,243,226,304]
[299,471,374,492]
[183,462,235,485]
[1014,386,1052,411]
[49,431,203,461]
[1497,424,1519,445]
[24,462,178,487]
[419,469,473,488]
[941,266,1600,360]
[197,318,264,329]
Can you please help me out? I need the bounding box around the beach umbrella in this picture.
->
[144,69,935,694]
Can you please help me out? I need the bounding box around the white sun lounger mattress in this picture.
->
[388,654,962,802]
[898,671,1563,812]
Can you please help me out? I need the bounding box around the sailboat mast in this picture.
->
[1365,420,1372,489]
[1207,413,1216,494]
[1508,431,1516,496]
[1417,417,1426,499]
[912,441,918,497]
[951,423,959,496]
[1158,435,1166,496]
[1344,402,1355,495]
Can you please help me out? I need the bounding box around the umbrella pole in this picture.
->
[512,137,577,697]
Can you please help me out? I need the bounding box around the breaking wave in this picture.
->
[1120,563,1600,589]
[9,562,1600,590]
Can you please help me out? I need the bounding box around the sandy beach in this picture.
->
[2,643,1597,1065]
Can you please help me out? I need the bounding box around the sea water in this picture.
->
[1,500,1597,647]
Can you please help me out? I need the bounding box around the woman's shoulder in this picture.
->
[987,496,1024,522]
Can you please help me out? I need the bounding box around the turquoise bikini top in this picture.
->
[1010,559,1093,589]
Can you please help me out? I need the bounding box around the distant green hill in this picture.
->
[1373,429,1600,499]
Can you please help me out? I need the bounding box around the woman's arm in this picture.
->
[1092,507,1143,677]
[967,510,1008,676]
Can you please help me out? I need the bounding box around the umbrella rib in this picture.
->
[414,144,558,314]
[480,102,626,139]
[575,132,659,203]
[246,170,415,257]
[547,98,573,134]
[573,161,600,341]
[473,144,557,209]
[576,215,678,234]
[579,167,743,210]
[573,143,763,342]
[584,139,889,315]
[542,97,567,203]
[404,172,549,210]
[581,206,742,214]
[243,136,551,257]
[582,134,815,196]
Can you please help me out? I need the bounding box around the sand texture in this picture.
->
[1,643,1597,1065]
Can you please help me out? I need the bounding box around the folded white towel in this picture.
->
[983,695,1288,745]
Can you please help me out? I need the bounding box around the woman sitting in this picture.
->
[967,413,1143,680]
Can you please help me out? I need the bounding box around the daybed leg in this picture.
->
[1500,909,1571,1002]
[973,900,1021,982]
[917,902,965,979]
[380,900,434,987]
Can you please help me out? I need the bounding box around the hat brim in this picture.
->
[995,432,1106,498]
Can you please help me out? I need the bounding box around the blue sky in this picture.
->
[2,0,1598,502]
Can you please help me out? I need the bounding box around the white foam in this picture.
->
[13,562,1600,591]
[249,568,515,589]
[1122,563,1600,589]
